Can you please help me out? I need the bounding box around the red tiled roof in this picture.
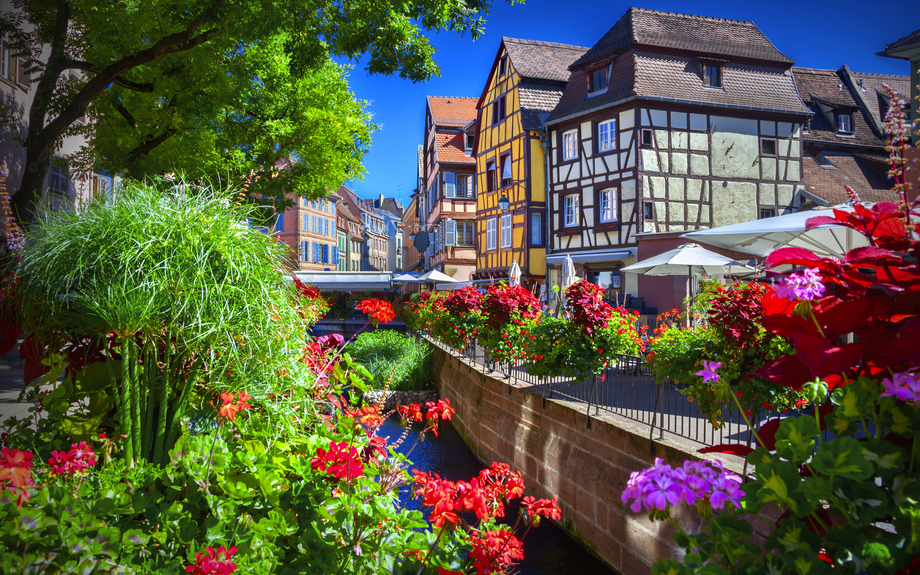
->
[572,7,794,72]
[802,152,897,205]
[427,96,477,127]
[435,132,475,164]
[549,51,808,123]
[502,37,588,83]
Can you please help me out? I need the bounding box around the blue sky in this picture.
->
[342,0,916,207]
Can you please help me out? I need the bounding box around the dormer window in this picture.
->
[588,65,608,95]
[465,132,475,151]
[703,64,722,88]
[836,113,853,134]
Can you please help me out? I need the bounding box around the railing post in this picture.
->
[648,374,663,456]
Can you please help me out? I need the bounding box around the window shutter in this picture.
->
[445,219,456,246]
[323,244,329,264]
[17,55,29,88]
[444,172,456,198]
[301,241,307,261]
[332,246,337,263]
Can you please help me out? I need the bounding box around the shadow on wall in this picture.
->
[0,89,27,192]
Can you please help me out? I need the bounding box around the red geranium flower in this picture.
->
[357,298,396,325]
[185,546,238,575]
[311,440,365,481]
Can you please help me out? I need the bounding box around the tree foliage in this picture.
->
[2,0,502,221]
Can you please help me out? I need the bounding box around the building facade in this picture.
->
[420,96,479,281]
[473,37,588,291]
[275,195,338,271]
[542,8,811,305]
[401,196,423,273]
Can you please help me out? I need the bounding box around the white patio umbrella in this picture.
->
[417,269,457,283]
[508,261,522,287]
[561,255,577,290]
[680,204,867,258]
[620,243,750,317]
[392,274,425,284]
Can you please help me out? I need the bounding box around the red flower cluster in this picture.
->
[412,461,528,527]
[481,284,542,327]
[522,495,562,520]
[48,441,97,476]
[443,286,484,315]
[468,529,524,575]
[0,447,34,507]
[564,280,612,335]
[424,399,455,437]
[707,282,767,349]
[357,298,395,325]
[185,545,238,575]
[311,440,365,481]
[218,391,252,421]
[398,403,423,422]
[346,405,383,434]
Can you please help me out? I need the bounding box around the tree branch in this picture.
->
[65,59,155,92]
[112,98,137,128]
[128,126,178,161]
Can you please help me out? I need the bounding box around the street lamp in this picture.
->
[498,194,510,212]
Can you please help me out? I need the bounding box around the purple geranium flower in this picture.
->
[775,267,826,301]
[880,372,920,406]
[709,474,744,510]
[695,361,721,384]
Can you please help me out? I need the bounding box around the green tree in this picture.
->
[2,0,500,222]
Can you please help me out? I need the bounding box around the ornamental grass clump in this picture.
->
[347,330,432,391]
[9,179,310,466]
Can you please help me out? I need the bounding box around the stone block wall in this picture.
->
[431,345,721,575]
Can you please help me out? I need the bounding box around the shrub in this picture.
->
[347,330,432,391]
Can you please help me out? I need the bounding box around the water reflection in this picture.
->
[378,417,616,575]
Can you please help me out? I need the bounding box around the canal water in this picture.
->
[378,416,616,575]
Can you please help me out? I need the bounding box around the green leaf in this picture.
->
[812,438,874,480]
[776,416,819,463]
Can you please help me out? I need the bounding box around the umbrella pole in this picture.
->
[688,266,694,328]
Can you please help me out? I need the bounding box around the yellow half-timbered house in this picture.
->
[473,37,588,294]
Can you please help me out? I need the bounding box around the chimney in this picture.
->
[379,194,384,207]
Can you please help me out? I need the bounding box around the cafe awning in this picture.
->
[293,271,392,291]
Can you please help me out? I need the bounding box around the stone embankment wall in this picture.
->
[430,344,747,575]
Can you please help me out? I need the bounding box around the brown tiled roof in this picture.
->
[793,68,884,147]
[336,201,361,224]
[880,29,920,54]
[802,152,897,205]
[549,51,808,123]
[571,7,794,72]
[847,70,911,132]
[435,132,475,165]
[502,37,588,83]
[518,85,565,130]
[427,96,477,127]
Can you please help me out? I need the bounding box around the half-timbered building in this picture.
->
[420,96,479,281]
[542,7,812,304]
[473,37,588,290]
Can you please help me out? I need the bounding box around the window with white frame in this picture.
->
[500,214,512,248]
[562,129,578,161]
[0,33,10,80]
[457,175,473,198]
[588,65,608,94]
[486,218,497,250]
[500,155,512,187]
[598,119,616,152]
[564,194,579,227]
[457,221,475,245]
[599,189,618,223]
[48,159,70,195]
[837,113,853,133]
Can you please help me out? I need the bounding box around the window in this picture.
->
[457,221,475,246]
[500,155,512,187]
[444,172,456,198]
[759,208,775,219]
[588,65,608,94]
[491,96,506,125]
[598,119,616,152]
[761,138,777,155]
[301,241,308,261]
[703,64,722,88]
[303,198,309,207]
[486,161,497,192]
[500,214,512,248]
[643,202,653,220]
[465,132,475,151]
[457,175,473,198]
[531,212,542,246]
[562,129,578,161]
[641,129,653,147]
[0,32,10,80]
[487,218,497,250]
[564,195,579,227]
[599,189,618,223]
[324,218,329,236]
[275,214,284,232]
[837,113,853,133]
[48,159,70,195]
[499,56,507,77]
